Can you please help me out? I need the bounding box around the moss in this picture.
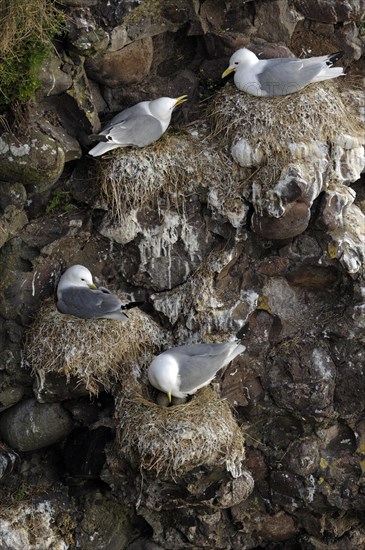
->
[356,21,365,36]
[46,190,76,214]
[0,0,65,105]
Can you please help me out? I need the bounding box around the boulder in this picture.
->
[0,399,74,452]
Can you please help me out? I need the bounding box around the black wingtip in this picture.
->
[88,134,108,143]
[121,301,145,311]
[327,51,344,65]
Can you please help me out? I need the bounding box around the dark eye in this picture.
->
[234,61,239,65]
[81,278,85,281]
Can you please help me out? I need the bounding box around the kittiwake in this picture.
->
[148,341,245,402]
[57,264,143,321]
[88,95,188,157]
[222,48,344,97]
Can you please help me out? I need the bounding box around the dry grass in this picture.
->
[210,81,364,158]
[0,0,64,104]
[98,80,364,229]
[209,81,365,199]
[0,0,61,57]
[24,299,171,395]
[115,369,246,479]
[98,131,238,223]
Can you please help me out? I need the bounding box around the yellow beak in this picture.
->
[88,283,98,290]
[174,95,188,107]
[167,391,172,403]
[222,67,235,79]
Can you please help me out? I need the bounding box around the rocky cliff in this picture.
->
[0,0,364,548]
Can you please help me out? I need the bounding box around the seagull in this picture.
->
[222,48,344,97]
[148,341,245,403]
[57,264,143,321]
[88,95,188,157]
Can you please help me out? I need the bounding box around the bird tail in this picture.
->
[88,142,120,157]
[326,51,343,65]
[311,51,344,83]
[313,66,344,82]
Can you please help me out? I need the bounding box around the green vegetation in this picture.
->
[356,20,365,36]
[46,189,76,214]
[0,0,65,105]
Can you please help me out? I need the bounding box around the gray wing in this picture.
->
[172,343,237,357]
[105,114,164,147]
[57,287,123,319]
[172,343,240,393]
[103,103,149,129]
[257,58,325,96]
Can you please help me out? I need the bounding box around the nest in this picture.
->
[210,81,364,156]
[98,131,238,222]
[24,299,171,394]
[209,81,365,192]
[114,366,246,480]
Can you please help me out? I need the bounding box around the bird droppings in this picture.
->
[24,299,171,395]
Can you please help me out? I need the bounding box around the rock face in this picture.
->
[0,0,364,548]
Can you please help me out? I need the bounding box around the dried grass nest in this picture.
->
[115,366,246,480]
[210,81,365,156]
[98,131,237,222]
[209,81,365,193]
[24,298,171,395]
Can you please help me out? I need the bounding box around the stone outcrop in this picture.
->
[0,0,364,548]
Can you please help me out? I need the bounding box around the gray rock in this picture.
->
[33,371,89,403]
[0,398,74,452]
[0,130,65,191]
[76,491,134,550]
[0,491,75,549]
[61,0,97,4]
[0,386,25,412]
[38,52,73,97]
[268,345,336,419]
[0,244,59,324]
[127,539,165,550]
[214,470,255,508]
[258,512,298,542]
[0,443,18,480]
[109,25,129,51]
[294,0,365,23]
[64,55,102,137]
[36,118,82,162]
[122,0,194,42]
[254,0,303,43]
[67,8,109,55]
[284,438,321,477]
[0,182,27,211]
[0,206,28,249]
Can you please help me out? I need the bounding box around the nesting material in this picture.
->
[211,82,364,162]
[25,298,170,394]
[99,131,237,221]
[115,367,246,479]
[210,82,365,198]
